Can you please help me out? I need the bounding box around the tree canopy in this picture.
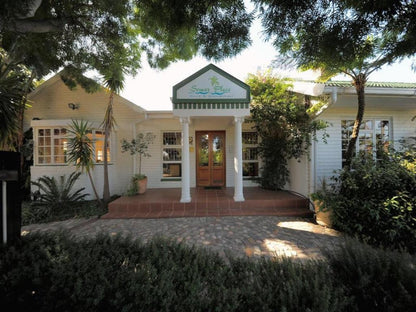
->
[256,0,416,166]
[0,0,252,81]
[0,0,252,148]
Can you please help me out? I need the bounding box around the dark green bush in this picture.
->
[326,239,416,312]
[318,152,416,252]
[1,233,415,311]
[22,199,108,225]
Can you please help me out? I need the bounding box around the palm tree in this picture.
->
[66,119,103,207]
[101,67,125,205]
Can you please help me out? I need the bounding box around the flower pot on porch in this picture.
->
[314,200,332,228]
[137,176,148,194]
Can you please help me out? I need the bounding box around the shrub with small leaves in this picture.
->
[318,150,416,253]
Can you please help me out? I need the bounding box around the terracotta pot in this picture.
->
[314,200,332,227]
[137,177,148,194]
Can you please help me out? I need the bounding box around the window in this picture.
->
[242,132,259,177]
[162,132,182,178]
[36,127,110,165]
[342,119,390,167]
[37,128,68,164]
[87,130,110,163]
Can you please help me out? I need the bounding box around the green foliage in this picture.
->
[21,199,108,225]
[67,119,102,206]
[247,72,327,189]
[0,48,33,149]
[326,239,416,312]
[2,232,415,311]
[66,120,94,172]
[31,172,88,214]
[317,151,416,253]
[121,133,155,157]
[258,0,416,166]
[121,132,155,175]
[124,174,147,196]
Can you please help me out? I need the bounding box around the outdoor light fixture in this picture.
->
[68,102,80,110]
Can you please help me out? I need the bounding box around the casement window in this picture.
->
[341,119,390,167]
[37,128,68,164]
[36,127,110,165]
[242,132,259,177]
[162,132,182,178]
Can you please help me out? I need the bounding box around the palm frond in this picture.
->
[66,119,95,172]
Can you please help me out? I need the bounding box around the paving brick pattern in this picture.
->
[22,216,342,261]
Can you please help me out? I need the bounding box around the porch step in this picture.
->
[102,188,313,219]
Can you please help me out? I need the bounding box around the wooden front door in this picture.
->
[196,131,226,187]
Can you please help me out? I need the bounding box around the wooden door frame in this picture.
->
[195,131,226,187]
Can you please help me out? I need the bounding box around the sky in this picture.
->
[121,20,416,111]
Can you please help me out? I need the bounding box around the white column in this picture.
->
[180,117,191,203]
[233,116,245,201]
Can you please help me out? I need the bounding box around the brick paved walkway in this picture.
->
[22,216,342,260]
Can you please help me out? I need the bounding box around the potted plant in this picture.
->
[121,132,155,194]
[310,178,332,227]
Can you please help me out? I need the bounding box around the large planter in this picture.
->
[137,176,148,194]
[314,200,332,227]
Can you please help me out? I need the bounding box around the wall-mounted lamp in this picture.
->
[68,102,80,110]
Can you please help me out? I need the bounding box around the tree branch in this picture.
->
[6,18,70,33]
[15,0,43,19]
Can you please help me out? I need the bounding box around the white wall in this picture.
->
[137,116,259,189]
[313,93,416,190]
[27,76,143,199]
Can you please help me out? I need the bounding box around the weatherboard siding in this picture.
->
[314,102,416,186]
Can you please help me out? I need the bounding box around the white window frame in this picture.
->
[34,125,112,166]
[162,131,182,179]
[35,127,68,165]
[242,131,260,178]
[86,129,111,164]
[341,118,392,167]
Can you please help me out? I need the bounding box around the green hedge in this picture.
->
[1,233,415,311]
[315,152,416,253]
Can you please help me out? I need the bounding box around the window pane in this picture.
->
[242,132,258,144]
[163,148,181,161]
[243,147,258,160]
[243,163,258,177]
[95,140,104,162]
[212,135,224,166]
[198,134,209,166]
[163,132,181,145]
[163,163,181,177]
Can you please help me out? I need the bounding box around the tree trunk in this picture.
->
[87,169,103,208]
[344,73,367,168]
[17,71,35,175]
[102,92,113,205]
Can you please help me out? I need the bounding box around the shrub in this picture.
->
[318,151,416,252]
[31,172,88,211]
[247,73,328,189]
[21,199,108,225]
[1,233,416,311]
[326,239,416,312]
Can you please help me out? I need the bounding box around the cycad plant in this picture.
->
[66,119,103,207]
[31,172,88,214]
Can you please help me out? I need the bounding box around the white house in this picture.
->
[26,64,416,202]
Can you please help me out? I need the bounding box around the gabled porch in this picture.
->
[102,187,313,219]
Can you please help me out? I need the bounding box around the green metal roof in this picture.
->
[322,80,416,89]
